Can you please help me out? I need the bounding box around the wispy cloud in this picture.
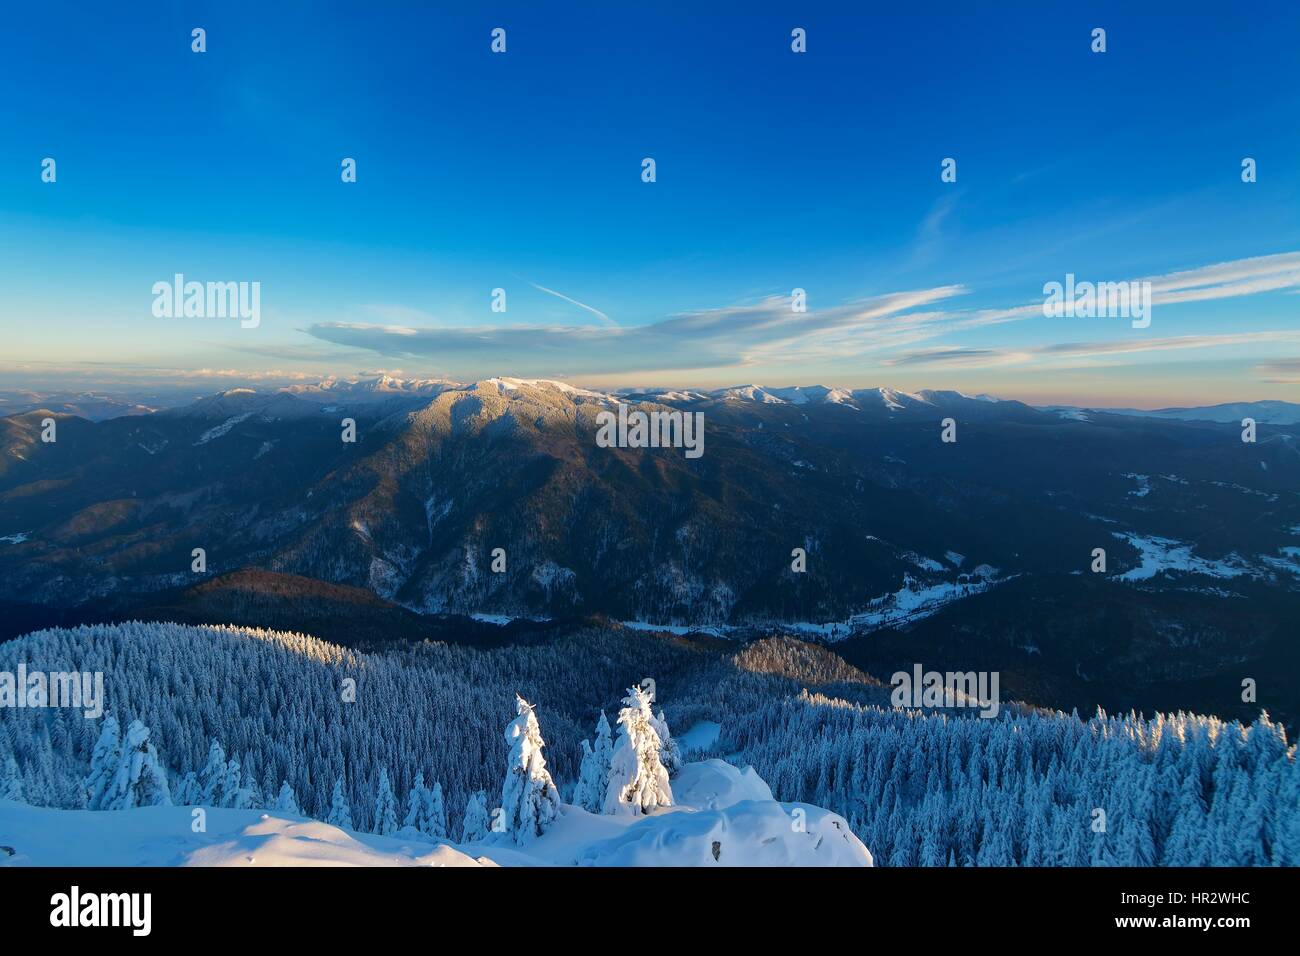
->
[1146,252,1300,305]
[302,252,1300,377]
[306,285,968,376]
[887,332,1300,369]
[1254,358,1300,384]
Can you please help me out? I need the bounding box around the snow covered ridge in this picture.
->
[0,758,871,867]
[0,624,870,867]
[2,719,869,867]
[4,622,1294,867]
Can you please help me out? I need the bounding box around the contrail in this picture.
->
[528,281,618,327]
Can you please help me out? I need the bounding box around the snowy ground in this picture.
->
[0,802,489,867]
[0,760,871,868]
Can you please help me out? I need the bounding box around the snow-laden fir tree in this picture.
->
[222,758,253,809]
[573,710,614,812]
[498,694,560,844]
[402,771,432,834]
[84,715,121,810]
[604,685,673,816]
[275,780,299,814]
[326,776,353,831]
[461,789,490,843]
[173,771,200,806]
[1,754,25,802]
[101,720,171,810]
[198,739,227,807]
[243,770,265,810]
[373,768,399,835]
[650,708,682,778]
[426,780,448,840]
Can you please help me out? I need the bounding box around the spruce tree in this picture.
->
[102,720,171,810]
[326,777,353,831]
[275,780,300,815]
[604,685,673,816]
[573,710,614,812]
[373,768,399,835]
[498,695,560,844]
[84,715,121,810]
[461,789,490,843]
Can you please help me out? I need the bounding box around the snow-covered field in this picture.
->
[619,566,1002,642]
[1111,532,1252,581]
[0,759,871,868]
[783,569,1003,641]
[1109,531,1300,583]
[677,721,722,755]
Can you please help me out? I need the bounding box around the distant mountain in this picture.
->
[0,390,157,422]
[1048,399,1300,425]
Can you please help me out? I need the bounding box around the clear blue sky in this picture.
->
[2,1,1299,406]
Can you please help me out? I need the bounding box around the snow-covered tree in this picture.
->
[326,776,353,830]
[573,710,614,811]
[173,771,200,806]
[402,772,432,833]
[275,780,299,814]
[604,685,673,816]
[426,781,448,840]
[101,720,171,810]
[244,772,265,810]
[461,789,490,843]
[1,754,25,802]
[373,768,399,835]
[222,758,253,809]
[198,739,227,807]
[498,694,560,844]
[84,715,121,810]
[651,708,682,778]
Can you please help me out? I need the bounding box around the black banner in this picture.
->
[0,866,1279,941]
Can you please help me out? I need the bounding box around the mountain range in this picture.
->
[2,376,1298,726]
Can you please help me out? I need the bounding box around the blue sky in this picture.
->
[2,1,1299,406]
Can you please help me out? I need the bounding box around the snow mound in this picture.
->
[671,758,773,809]
[573,799,871,867]
[186,815,488,867]
[0,801,488,867]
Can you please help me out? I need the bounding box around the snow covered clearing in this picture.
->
[1111,532,1253,581]
[677,721,722,756]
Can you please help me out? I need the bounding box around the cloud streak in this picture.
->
[302,252,1300,378]
[886,332,1300,369]
[527,282,617,327]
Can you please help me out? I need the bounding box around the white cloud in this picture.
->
[303,252,1300,377]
